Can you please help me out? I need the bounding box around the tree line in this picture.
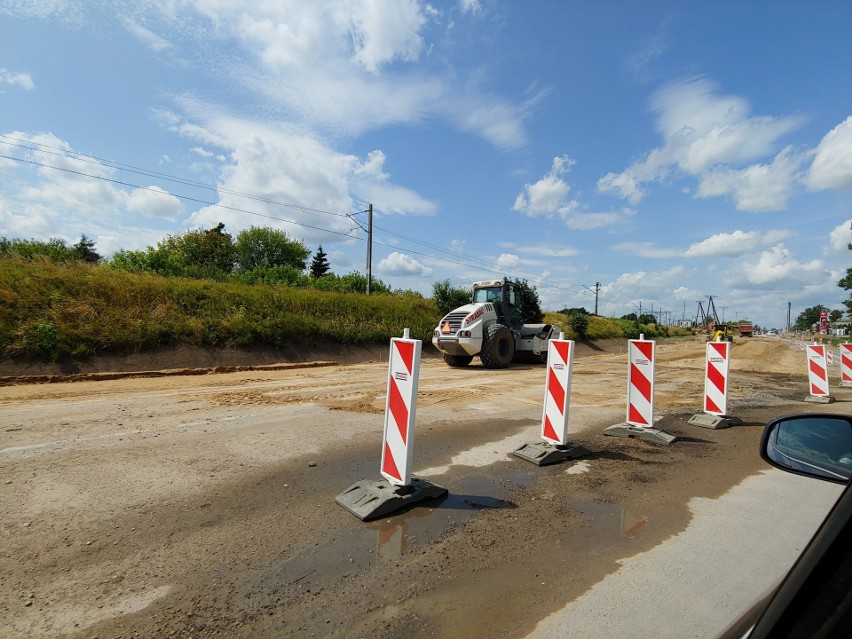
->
[2,226,549,313]
[1,224,403,296]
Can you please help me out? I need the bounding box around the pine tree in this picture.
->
[310,245,331,278]
[73,234,101,263]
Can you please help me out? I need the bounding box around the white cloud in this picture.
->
[512,155,579,220]
[607,266,686,299]
[142,1,529,149]
[122,17,174,53]
[610,242,679,259]
[353,150,390,181]
[597,77,804,207]
[0,68,35,90]
[162,101,434,239]
[826,219,852,253]
[353,179,437,215]
[126,186,184,220]
[500,242,581,258]
[805,116,852,190]
[377,251,432,276]
[459,0,482,15]
[349,0,426,74]
[596,170,648,205]
[565,208,635,231]
[350,150,437,215]
[0,193,43,238]
[682,229,793,258]
[226,0,425,74]
[0,131,183,251]
[495,252,521,270]
[0,1,82,20]
[625,18,671,79]
[695,146,804,211]
[672,286,701,302]
[730,244,826,288]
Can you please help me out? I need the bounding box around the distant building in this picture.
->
[830,319,851,336]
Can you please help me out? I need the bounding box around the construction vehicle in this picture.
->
[709,323,734,342]
[739,322,754,337]
[432,279,560,369]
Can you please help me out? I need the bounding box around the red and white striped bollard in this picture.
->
[380,329,421,486]
[804,344,834,404]
[703,341,730,415]
[841,343,852,387]
[541,337,574,445]
[626,338,655,427]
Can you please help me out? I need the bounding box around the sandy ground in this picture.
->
[0,336,849,638]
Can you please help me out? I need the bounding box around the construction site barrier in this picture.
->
[627,338,655,427]
[336,329,447,520]
[703,341,730,416]
[513,335,590,465]
[541,339,574,445]
[804,344,834,404]
[604,337,676,445]
[841,343,852,387]
[689,340,742,429]
[380,332,421,485]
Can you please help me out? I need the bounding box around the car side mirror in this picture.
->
[760,413,852,484]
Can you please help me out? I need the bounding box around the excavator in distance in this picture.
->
[432,279,561,369]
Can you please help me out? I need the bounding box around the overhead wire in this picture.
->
[1,135,595,301]
[0,134,353,222]
[0,150,363,240]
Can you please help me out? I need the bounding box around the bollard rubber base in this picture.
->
[603,424,677,445]
[335,476,447,521]
[512,441,591,466]
[688,413,743,429]
[841,381,852,388]
[803,395,835,404]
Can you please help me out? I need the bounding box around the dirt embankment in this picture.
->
[0,338,634,385]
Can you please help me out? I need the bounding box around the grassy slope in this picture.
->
[0,259,437,360]
[1,259,689,362]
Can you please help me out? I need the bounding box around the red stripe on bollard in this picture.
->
[626,338,656,428]
[548,368,566,413]
[382,442,402,482]
[395,340,415,375]
[540,338,575,446]
[806,345,830,397]
[630,364,652,402]
[387,379,408,445]
[380,333,422,486]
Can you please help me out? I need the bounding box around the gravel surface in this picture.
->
[1,336,848,638]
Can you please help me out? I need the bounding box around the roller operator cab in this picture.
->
[431,279,560,369]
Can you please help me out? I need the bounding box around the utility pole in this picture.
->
[706,295,720,324]
[582,282,602,315]
[366,203,372,295]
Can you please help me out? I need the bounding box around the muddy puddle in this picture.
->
[264,472,529,586]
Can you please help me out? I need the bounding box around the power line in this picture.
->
[0,151,363,240]
[0,134,353,221]
[0,137,597,301]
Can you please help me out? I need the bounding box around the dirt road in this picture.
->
[1,337,848,638]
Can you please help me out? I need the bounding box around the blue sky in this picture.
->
[1,0,850,329]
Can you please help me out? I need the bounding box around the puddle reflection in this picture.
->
[564,498,649,540]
